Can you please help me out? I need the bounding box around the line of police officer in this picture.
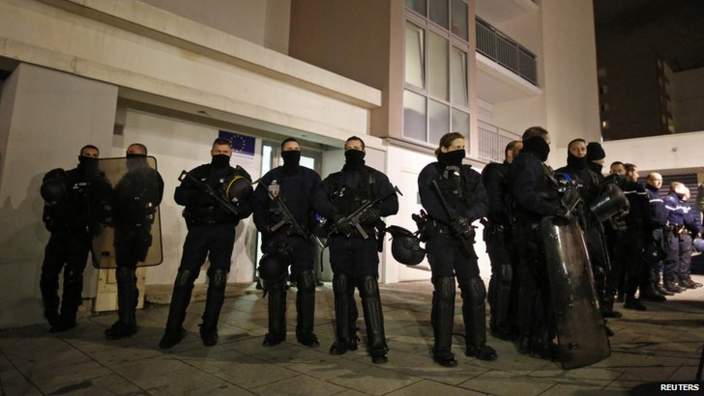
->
[42,128,696,368]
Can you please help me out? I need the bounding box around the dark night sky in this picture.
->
[594,0,704,72]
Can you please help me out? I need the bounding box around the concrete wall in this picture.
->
[672,67,704,133]
[540,0,601,148]
[602,131,704,174]
[0,64,118,328]
[141,0,291,54]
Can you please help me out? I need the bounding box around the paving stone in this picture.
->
[325,363,421,395]
[459,370,554,396]
[250,375,345,396]
[385,380,485,395]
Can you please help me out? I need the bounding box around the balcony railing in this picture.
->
[478,121,521,163]
[476,18,538,85]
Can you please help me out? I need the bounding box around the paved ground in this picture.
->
[1,278,703,396]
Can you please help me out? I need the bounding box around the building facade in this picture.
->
[0,0,600,328]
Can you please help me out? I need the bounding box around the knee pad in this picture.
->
[432,277,456,301]
[259,253,288,291]
[333,273,350,293]
[116,266,134,283]
[64,268,83,286]
[461,277,487,303]
[359,276,379,299]
[498,265,513,286]
[175,269,196,288]
[208,268,228,290]
[297,270,316,292]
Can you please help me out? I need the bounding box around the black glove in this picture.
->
[330,214,355,236]
[451,217,472,238]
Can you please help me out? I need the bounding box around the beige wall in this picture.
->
[603,131,704,174]
[540,0,601,149]
[0,64,118,328]
[289,0,394,136]
[141,0,291,54]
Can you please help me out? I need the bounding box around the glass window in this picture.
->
[404,90,427,141]
[429,100,450,144]
[406,0,426,16]
[450,47,468,107]
[451,0,468,40]
[429,0,449,29]
[427,31,448,101]
[452,109,469,138]
[405,23,425,88]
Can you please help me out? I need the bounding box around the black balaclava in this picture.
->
[344,149,365,170]
[211,154,230,168]
[281,150,301,171]
[566,152,588,170]
[78,155,99,175]
[126,153,148,171]
[522,137,550,162]
[438,149,465,167]
[586,142,606,174]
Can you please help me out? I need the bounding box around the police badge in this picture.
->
[268,179,280,199]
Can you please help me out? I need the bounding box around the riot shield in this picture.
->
[91,156,164,268]
[541,216,610,369]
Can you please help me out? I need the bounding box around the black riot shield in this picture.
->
[91,156,164,268]
[541,216,610,369]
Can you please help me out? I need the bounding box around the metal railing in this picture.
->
[478,121,521,163]
[476,18,538,85]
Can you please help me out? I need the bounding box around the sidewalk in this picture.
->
[1,277,702,395]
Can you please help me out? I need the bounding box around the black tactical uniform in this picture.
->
[556,155,616,317]
[508,137,560,358]
[612,179,652,307]
[419,150,496,367]
[322,150,398,364]
[40,157,112,332]
[106,155,164,339]
[481,161,515,340]
[159,156,252,348]
[252,153,331,347]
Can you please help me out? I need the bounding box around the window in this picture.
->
[403,0,470,145]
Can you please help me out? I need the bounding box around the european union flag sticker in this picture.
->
[219,130,255,156]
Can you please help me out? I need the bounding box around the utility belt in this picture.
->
[183,205,236,227]
[481,219,509,233]
[665,224,686,237]
[422,219,453,239]
[330,224,377,239]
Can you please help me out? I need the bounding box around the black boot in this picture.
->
[159,270,194,349]
[262,281,287,347]
[664,280,684,294]
[359,276,388,364]
[106,266,139,340]
[295,271,319,347]
[489,264,514,340]
[461,278,497,361]
[601,295,622,318]
[53,269,84,333]
[431,277,457,367]
[639,282,666,302]
[330,274,355,355]
[623,295,647,311]
[200,269,228,347]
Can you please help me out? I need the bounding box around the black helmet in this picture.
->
[589,183,628,222]
[40,168,67,204]
[224,173,253,204]
[258,252,289,289]
[386,225,425,266]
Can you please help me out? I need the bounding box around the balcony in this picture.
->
[477,121,521,163]
[475,18,541,103]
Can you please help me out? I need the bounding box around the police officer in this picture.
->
[481,140,522,341]
[612,164,650,310]
[663,182,693,293]
[609,161,626,177]
[508,126,561,359]
[159,138,252,349]
[681,188,702,289]
[40,145,112,332]
[580,142,623,318]
[419,132,497,367]
[323,136,398,364]
[105,143,164,339]
[643,172,672,298]
[252,137,330,347]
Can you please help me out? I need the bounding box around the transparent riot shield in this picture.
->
[541,216,611,369]
[91,156,164,268]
